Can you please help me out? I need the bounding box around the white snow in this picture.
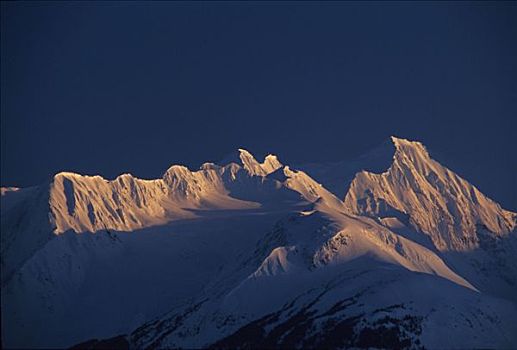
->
[1,138,516,349]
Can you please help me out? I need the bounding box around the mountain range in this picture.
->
[1,137,516,349]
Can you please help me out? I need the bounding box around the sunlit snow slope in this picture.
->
[344,137,515,251]
[1,138,516,349]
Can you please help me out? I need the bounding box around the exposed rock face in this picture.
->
[2,139,516,349]
[344,137,515,252]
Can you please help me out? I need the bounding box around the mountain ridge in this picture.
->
[1,137,516,348]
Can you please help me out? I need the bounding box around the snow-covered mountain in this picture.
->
[344,137,515,250]
[2,137,516,349]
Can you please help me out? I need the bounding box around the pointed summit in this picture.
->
[219,148,282,176]
[390,136,427,149]
[389,136,431,169]
[344,137,516,252]
[390,135,418,145]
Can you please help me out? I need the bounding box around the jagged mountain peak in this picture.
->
[40,149,300,236]
[355,136,429,169]
[388,136,435,175]
[354,136,431,176]
[344,137,516,252]
[390,135,426,149]
[293,136,426,200]
[220,148,283,176]
[3,138,517,349]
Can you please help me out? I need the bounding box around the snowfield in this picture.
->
[1,137,516,349]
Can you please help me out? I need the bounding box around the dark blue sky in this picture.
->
[1,2,516,209]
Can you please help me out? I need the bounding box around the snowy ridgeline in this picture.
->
[1,137,516,349]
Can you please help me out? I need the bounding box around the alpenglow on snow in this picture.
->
[1,137,516,349]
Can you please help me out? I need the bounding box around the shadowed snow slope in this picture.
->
[2,140,516,349]
[125,209,515,349]
[248,208,474,290]
[1,150,311,287]
[122,204,516,349]
[342,137,517,302]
